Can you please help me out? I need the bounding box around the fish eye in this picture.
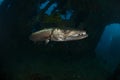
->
[79,32,86,36]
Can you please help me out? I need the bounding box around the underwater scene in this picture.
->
[0,0,120,80]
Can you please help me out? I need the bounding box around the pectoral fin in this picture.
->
[45,39,50,44]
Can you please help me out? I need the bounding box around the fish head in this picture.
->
[64,30,88,41]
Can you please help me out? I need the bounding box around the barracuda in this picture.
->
[29,27,88,43]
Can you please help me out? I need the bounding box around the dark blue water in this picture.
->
[0,0,120,80]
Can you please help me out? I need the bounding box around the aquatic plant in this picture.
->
[42,13,63,24]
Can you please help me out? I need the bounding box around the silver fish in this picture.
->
[29,28,88,43]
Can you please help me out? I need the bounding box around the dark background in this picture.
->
[0,0,120,80]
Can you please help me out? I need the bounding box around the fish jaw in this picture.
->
[65,34,88,41]
[65,31,88,41]
[64,30,88,41]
